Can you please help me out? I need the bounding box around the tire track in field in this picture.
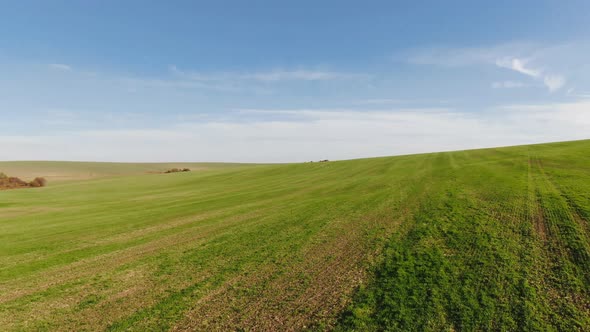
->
[527,157,548,242]
[173,211,407,332]
[170,183,429,331]
[527,155,590,323]
[534,157,590,272]
[0,207,277,331]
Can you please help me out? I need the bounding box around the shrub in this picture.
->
[0,176,28,189]
[0,174,47,189]
[29,177,47,187]
[164,168,190,174]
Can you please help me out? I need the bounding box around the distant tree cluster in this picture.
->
[164,168,191,174]
[0,172,47,189]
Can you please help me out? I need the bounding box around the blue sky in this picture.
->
[1,1,590,162]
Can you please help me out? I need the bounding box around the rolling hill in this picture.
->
[1,140,589,331]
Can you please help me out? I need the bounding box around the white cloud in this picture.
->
[404,43,537,67]
[169,66,359,82]
[355,98,455,106]
[491,81,527,89]
[242,70,344,81]
[358,99,406,105]
[494,57,566,92]
[118,76,243,92]
[1,103,589,162]
[495,57,541,77]
[406,43,570,92]
[48,63,72,71]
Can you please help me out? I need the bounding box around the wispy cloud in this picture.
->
[404,42,537,67]
[357,98,407,105]
[48,63,72,71]
[494,57,566,92]
[495,57,541,77]
[491,81,528,89]
[543,75,566,92]
[242,69,346,81]
[118,76,243,92]
[405,42,569,92]
[169,65,361,82]
[354,98,456,106]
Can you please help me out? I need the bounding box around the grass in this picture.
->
[1,140,589,331]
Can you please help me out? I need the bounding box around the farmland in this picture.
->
[1,140,589,331]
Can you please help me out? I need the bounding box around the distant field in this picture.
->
[1,140,589,331]
[0,161,254,182]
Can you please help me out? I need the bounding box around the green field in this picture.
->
[1,140,589,331]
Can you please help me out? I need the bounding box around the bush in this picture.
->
[0,174,47,189]
[29,177,47,187]
[0,176,28,188]
[164,168,191,174]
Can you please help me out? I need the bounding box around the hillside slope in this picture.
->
[338,140,590,331]
[0,140,589,331]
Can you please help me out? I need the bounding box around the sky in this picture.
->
[1,0,590,162]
